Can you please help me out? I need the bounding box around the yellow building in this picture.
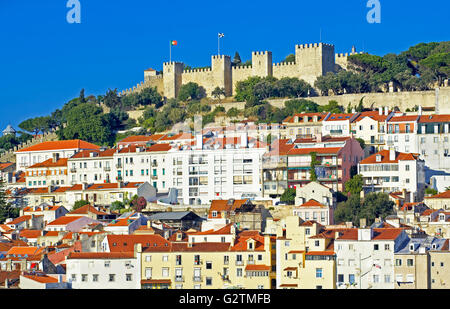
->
[138,230,276,289]
[429,240,450,289]
[276,216,336,289]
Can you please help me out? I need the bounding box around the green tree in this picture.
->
[232,52,242,66]
[178,82,207,101]
[72,200,90,211]
[344,174,363,195]
[309,152,320,181]
[0,180,19,223]
[212,87,226,102]
[283,54,296,63]
[103,89,122,108]
[319,100,344,114]
[111,201,126,212]
[356,138,366,150]
[60,103,115,146]
[280,188,296,205]
[226,107,240,118]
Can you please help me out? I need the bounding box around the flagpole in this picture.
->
[218,35,220,56]
[170,41,172,62]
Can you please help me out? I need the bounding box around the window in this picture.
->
[109,274,115,282]
[81,274,87,282]
[374,244,379,251]
[385,244,390,250]
[349,274,355,284]
[384,275,390,283]
[315,240,320,247]
[104,261,110,268]
[162,255,168,262]
[206,277,212,286]
[407,259,414,266]
[237,268,242,277]
[315,268,323,278]
[395,259,402,266]
[338,274,344,283]
[126,274,132,281]
[145,268,152,279]
[162,268,169,277]
[373,275,379,283]
[93,274,98,282]
[305,228,310,235]
[206,261,212,270]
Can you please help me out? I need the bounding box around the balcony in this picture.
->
[193,276,202,282]
[235,261,244,266]
[175,275,184,283]
[116,164,122,168]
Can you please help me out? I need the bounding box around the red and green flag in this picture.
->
[171,40,178,46]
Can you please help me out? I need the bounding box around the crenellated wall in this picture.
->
[119,42,359,99]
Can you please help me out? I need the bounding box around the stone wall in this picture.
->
[212,87,450,113]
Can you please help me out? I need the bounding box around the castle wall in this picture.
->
[213,87,449,113]
[272,62,300,79]
[163,62,184,99]
[231,65,253,95]
[296,43,335,86]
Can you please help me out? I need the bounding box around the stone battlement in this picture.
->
[232,65,252,70]
[273,61,296,67]
[183,67,212,74]
[163,61,184,66]
[296,42,334,49]
[252,51,271,56]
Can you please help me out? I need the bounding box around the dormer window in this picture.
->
[376,155,382,162]
[212,211,218,218]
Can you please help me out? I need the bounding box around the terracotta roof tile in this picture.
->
[16,140,100,153]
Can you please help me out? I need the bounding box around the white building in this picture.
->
[335,227,409,289]
[66,250,141,289]
[167,134,267,205]
[358,149,426,202]
[322,113,359,137]
[68,149,115,185]
[15,140,100,170]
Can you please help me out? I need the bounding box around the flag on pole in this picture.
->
[218,33,225,38]
[171,40,178,46]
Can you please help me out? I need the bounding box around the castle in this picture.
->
[119,43,361,99]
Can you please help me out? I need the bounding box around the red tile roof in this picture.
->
[388,115,419,123]
[28,158,68,168]
[46,216,85,226]
[16,140,100,153]
[425,191,450,199]
[19,230,42,239]
[352,111,390,123]
[283,113,327,124]
[296,199,327,208]
[336,228,404,240]
[0,162,14,171]
[68,204,109,216]
[22,274,59,284]
[208,199,251,219]
[107,235,171,252]
[245,265,271,271]
[287,147,342,156]
[418,115,450,123]
[359,150,419,164]
[7,215,32,225]
[70,149,115,159]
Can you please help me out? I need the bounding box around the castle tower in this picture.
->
[211,55,232,97]
[295,43,335,86]
[252,51,273,78]
[163,62,184,99]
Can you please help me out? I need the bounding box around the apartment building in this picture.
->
[66,251,141,289]
[385,114,419,154]
[286,136,363,192]
[351,108,394,152]
[322,113,359,137]
[262,139,291,198]
[394,236,447,289]
[68,149,115,185]
[15,139,100,170]
[25,156,68,188]
[429,240,450,289]
[114,144,172,192]
[359,149,425,202]
[335,227,409,289]
[283,112,328,140]
[168,134,267,205]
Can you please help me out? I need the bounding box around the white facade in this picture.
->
[335,228,409,289]
[66,254,141,289]
[68,152,115,185]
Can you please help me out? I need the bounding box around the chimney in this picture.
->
[304,116,309,123]
[379,107,383,116]
[358,227,373,241]
[389,148,396,161]
[352,108,356,113]
[119,181,124,188]
[241,132,248,148]
[196,134,203,150]
[335,231,340,239]
[294,116,299,123]
[360,218,367,228]
[418,105,423,116]
[52,153,59,163]
[147,221,151,229]
[384,106,388,116]
[82,183,88,190]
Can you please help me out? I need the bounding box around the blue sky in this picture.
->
[0,0,448,132]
